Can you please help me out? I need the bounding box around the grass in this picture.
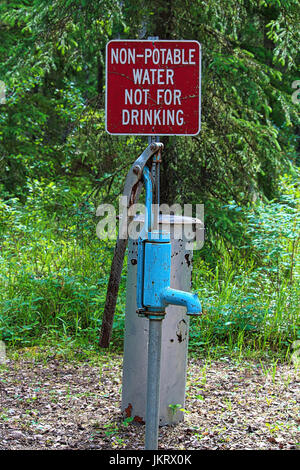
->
[0,186,299,362]
[189,248,299,360]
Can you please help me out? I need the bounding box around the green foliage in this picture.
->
[0,181,125,345]
[243,173,300,286]
[190,174,300,355]
[1,0,299,205]
[0,0,126,195]
[0,0,299,359]
[133,0,300,213]
[0,176,298,358]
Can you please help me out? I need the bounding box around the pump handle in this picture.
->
[99,143,163,348]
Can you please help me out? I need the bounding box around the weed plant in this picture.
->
[0,175,299,360]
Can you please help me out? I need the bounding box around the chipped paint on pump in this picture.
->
[176,319,188,343]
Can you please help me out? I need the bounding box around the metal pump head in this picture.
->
[136,166,202,318]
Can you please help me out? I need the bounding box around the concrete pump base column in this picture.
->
[121,215,201,425]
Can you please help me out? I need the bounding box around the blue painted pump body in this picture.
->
[136,167,202,317]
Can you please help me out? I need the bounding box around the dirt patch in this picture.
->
[0,352,299,450]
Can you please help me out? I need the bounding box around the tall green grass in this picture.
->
[189,174,300,357]
[0,180,127,346]
[0,176,299,359]
[190,247,299,357]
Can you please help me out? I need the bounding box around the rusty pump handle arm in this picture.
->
[99,142,164,348]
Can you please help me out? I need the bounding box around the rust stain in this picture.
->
[133,415,145,424]
[124,405,145,424]
[125,403,132,418]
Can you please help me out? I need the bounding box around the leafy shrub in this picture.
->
[190,174,300,355]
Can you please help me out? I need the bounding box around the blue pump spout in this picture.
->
[136,165,202,318]
[160,287,202,316]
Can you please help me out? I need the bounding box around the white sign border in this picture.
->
[105,39,201,136]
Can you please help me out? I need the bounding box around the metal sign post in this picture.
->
[103,39,202,450]
[146,38,161,449]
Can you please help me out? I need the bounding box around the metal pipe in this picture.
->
[145,90,162,450]
[143,166,153,233]
[160,287,202,315]
[145,317,163,450]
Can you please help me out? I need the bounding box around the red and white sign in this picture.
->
[105,40,201,136]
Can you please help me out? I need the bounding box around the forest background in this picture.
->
[0,0,299,362]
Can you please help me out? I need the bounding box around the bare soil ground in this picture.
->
[0,349,299,450]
